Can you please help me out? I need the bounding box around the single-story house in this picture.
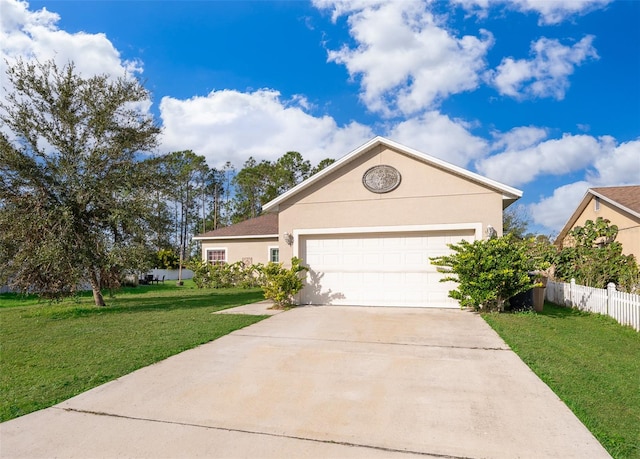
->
[194,136,522,308]
[194,213,280,266]
[555,185,640,260]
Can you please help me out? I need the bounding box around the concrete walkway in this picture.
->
[1,305,610,458]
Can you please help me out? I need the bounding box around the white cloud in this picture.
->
[161,91,492,171]
[588,139,640,185]
[526,138,640,234]
[314,0,493,117]
[488,35,598,100]
[452,0,612,25]
[159,89,374,168]
[477,133,615,187]
[386,111,488,167]
[0,0,140,80]
[491,126,548,152]
[0,0,150,149]
[528,181,590,235]
[509,0,613,25]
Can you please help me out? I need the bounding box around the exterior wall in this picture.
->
[563,196,640,260]
[200,237,279,265]
[277,146,504,263]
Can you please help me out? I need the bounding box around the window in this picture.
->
[269,247,279,263]
[594,196,600,212]
[207,249,227,264]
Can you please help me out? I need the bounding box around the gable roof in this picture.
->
[590,186,640,216]
[555,185,640,244]
[193,213,278,240]
[262,136,522,212]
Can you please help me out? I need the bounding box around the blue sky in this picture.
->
[2,0,639,235]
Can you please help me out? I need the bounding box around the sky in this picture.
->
[1,0,639,236]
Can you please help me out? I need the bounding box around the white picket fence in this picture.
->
[546,279,640,331]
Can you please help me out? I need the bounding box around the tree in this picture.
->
[149,150,210,283]
[213,161,237,230]
[156,248,180,269]
[0,59,160,305]
[231,156,271,222]
[555,217,639,292]
[230,153,335,222]
[502,205,531,239]
[267,151,311,199]
[430,235,540,312]
[202,167,227,232]
[310,158,336,176]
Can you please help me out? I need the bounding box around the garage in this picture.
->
[299,230,475,307]
[198,137,522,309]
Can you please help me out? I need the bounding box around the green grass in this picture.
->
[483,303,640,458]
[0,281,266,422]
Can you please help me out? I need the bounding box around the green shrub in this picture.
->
[156,249,180,269]
[555,217,639,292]
[258,257,308,308]
[187,260,262,289]
[187,259,211,288]
[430,234,539,312]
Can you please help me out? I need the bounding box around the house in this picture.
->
[194,213,279,265]
[555,185,640,260]
[194,136,522,307]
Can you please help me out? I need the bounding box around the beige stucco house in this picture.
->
[194,137,522,307]
[555,186,640,260]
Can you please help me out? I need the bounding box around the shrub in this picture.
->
[555,218,639,292]
[258,257,308,308]
[187,260,262,289]
[187,259,212,288]
[156,249,180,269]
[430,234,539,312]
[210,261,262,288]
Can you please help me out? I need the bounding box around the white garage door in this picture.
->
[300,231,475,308]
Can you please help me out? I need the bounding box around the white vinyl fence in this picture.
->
[546,279,640,331]
[1,269,194,293]
[148,268,193,281]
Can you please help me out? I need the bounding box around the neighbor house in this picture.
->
[555,185,640,260]
[194,136,522,308]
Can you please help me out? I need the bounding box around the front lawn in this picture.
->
[0,282,266,422]
[483,303,640,459]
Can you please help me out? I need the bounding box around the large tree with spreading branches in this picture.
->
[0,59,161,305]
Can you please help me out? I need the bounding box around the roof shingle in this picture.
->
[591,185,640,215]
[195,213,278,239]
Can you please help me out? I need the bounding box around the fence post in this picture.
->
[607,282,616,316]
[570,278,575,307]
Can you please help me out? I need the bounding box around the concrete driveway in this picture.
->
[1,305,609,458]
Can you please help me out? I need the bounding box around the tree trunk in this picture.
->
[178,247,184,285]
[202,185,206,233]
[89,269,106,306]
[213,184,218,230]
[178,184,185,286]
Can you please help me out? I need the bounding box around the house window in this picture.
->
[269,247,279,263]
[207,248,227,264]
[594,197,600,212]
